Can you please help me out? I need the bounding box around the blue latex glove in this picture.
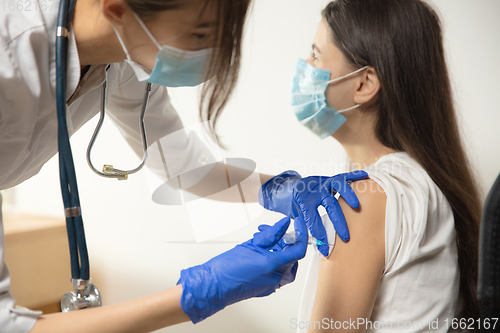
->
[259,170,368,256]
[177,217,307,324]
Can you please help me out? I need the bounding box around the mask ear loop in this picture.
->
[327,66,369,113]
[112,19,155,74]
[337,103,363,113]
[131,12,162,50]
[327,66,369,85]
[112,25,133,62]
[132,11,214,61]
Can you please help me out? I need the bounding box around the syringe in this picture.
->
[282,231,334,247]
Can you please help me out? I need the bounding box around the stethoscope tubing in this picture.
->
[56,0,90,280]
[86,75,151,179]
[56,0,150,281]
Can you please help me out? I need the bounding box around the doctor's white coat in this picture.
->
[0,2,212,331]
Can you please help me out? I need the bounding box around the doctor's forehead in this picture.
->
[164,0,218,28]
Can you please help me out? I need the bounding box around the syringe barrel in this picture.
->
[282,231,299,245]
[282,231,318,246]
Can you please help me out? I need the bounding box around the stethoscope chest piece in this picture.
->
[61,278,102,312]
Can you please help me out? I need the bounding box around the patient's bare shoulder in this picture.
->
[308,178,386,331]
[331,178,386,255]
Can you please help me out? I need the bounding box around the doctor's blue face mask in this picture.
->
[113,12,214,88]
[291,59,368,139]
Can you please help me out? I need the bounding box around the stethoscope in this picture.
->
[56,0,150,312]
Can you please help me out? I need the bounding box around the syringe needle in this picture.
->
[282,232,334,246]
[307,236,334,246]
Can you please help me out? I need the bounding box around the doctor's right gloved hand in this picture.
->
[177,216,307,324]
[258,170,368,256]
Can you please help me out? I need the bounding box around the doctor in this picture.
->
[0,0,365,331]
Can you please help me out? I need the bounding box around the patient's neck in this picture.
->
[332,112,399,170]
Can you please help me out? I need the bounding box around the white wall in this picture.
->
[9,0,500,332]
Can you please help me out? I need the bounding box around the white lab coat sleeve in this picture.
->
[104,63,216,188]
[0,195,41,333]
[0,19,52,190]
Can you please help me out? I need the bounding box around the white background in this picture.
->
[6,0,500,332]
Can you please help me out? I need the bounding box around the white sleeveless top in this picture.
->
[297,152,459,332]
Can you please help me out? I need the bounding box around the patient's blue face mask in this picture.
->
[291,59,368,139]
[113,12,213,87]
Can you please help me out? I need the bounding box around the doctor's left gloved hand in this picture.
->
[258,170,368,256]
[177,216,307,324]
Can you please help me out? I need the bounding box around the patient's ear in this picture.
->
[353,67,380,105]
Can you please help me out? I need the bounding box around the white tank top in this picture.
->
[297,152,459,333]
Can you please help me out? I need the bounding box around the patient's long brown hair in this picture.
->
[323,0,481,327]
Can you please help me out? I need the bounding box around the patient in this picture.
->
[297,0,481,332]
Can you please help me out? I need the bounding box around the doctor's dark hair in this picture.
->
[125,0,251,136]
[323,0,481,327]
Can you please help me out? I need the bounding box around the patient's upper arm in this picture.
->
[309,179,386,332]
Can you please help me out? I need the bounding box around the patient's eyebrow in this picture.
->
[312,44,321,54]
